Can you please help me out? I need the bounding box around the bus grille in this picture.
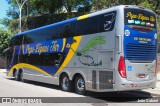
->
[92,70,97,89]
[99,71,113,89]
[125,43,156,61]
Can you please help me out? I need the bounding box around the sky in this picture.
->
[0,0,9,19]
[0,0,9,27]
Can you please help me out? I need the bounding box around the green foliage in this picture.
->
[8,19,19,34]
[6,0,92,18]
[0,28,12,56]
[4,0,160,38]
[62,0,92,13]
[90,0,160,12]
[30,0,63,14]
[8,12,87,34]
[138,0,155,11]
[0,18,11,28]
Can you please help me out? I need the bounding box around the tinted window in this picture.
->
[19,53,65,66]
[19,55,29,63]
[23,21,76,44]
[42,54,55,66]
[6,48,13,65]
[14,55,18,64]
[58,25,64,38]
[76,16,99,35]
[10,36,23,46]
[24,35,34,44]
[63,22,76,37]
[70,21,76,37]
[99,11,116,32]
[51,26,59,40]
[24,32,51,44]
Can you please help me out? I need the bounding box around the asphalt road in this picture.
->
[0,73,160,106]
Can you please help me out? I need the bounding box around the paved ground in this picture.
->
[0,69,160,96]
[0,69,160,106]
[0,69,84,97]
[141,72,160,95]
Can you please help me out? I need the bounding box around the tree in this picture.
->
[0,18,11,28]
[0,28,12,56]
[77,0,92,12]
[91,0,160,12]
[6,0,29,19]
[30,0,63,14]
[138,0,160,13]
[62,0,79,13]
[62,0,92,13]
[6,0,64,17]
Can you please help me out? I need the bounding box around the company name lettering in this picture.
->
[25,41,60,55]
[126,12,155,22]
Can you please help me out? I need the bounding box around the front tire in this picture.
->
[60,74,71,92]
[19,71,25,82]
[15,70,20,81]
[75,76,86,95]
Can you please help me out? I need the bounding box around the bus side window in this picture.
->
[24,35,34,44]
[64,23,71,37]
[19,55,29,63]
[99,11,116,32]
[14,55,18,64]
[58,25,64,38]
[88,16,99,34]
[9,38,15,46]
[76,18,88,35]
[70,21,76,37]
[10,36,23,46]
[43,54,54,66]
[64,21,76,38]
[52,26,60,39]
[76,16,99,35]
[55,53,65,67]
[6,49,13,65]
[51,26,57,40]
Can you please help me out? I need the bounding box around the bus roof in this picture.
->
[13,17,77,38]
[12,5,155,38]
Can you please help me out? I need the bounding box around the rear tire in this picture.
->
[75,76,86,95]
[60,74,71,92]
[20,71,25,82]
[15,70,20,81]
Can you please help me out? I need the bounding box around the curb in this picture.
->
[0,69,6,74]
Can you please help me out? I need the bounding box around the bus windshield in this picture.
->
[124,8,156,31]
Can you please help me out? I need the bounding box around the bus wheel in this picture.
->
[20,71,25,82]
[15,70,20,81]
[60,74,71,92]
[75,75,86,95]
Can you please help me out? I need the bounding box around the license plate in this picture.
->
[138,74,145,78]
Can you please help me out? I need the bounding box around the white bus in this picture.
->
[5,5,158,95]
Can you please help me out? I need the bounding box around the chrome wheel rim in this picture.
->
[21,72,24,81]
[15,71,18,79]
[77,79,85,91]
[62,77,69,90]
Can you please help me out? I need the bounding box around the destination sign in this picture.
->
[124,8,156,29]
